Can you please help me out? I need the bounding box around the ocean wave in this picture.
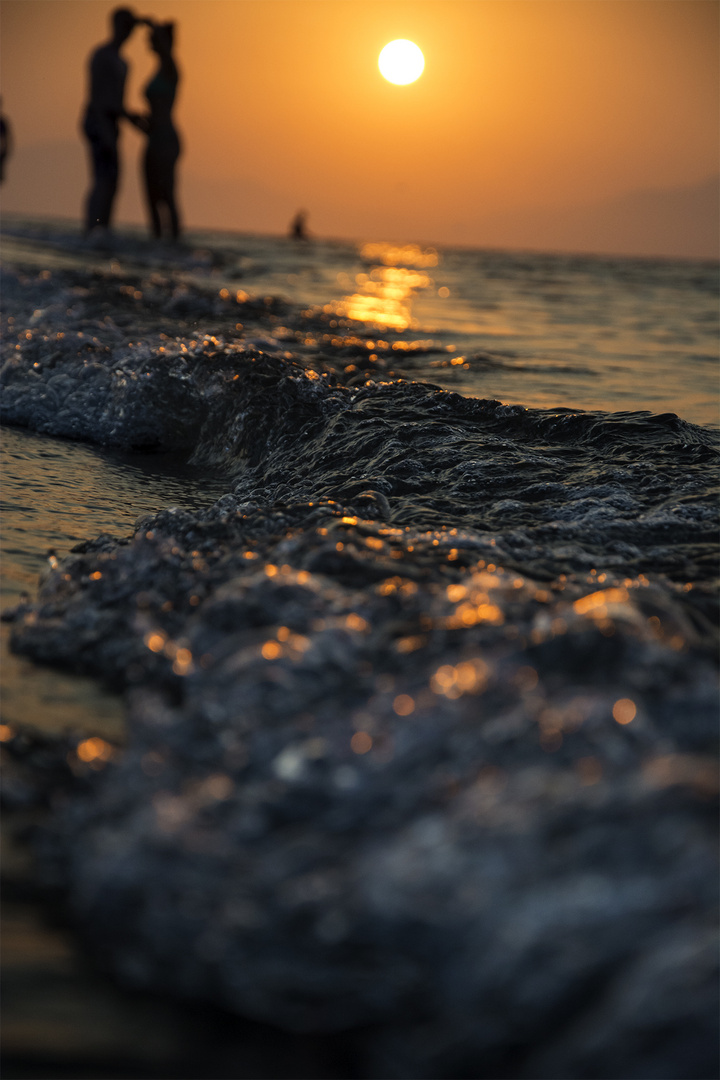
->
[3,300,717,588]
[1,248,718,1078]
[5,474,718,1075]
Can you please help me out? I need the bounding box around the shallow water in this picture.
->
[228,235,720,424]
[0,425,227,737]
[3,217,719,425]
[1,221,718,1080]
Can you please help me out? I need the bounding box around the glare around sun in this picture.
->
[378,40,425,85]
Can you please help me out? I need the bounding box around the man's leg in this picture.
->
[85,138,119,232]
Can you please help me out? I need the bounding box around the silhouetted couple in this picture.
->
[82,7,181,241]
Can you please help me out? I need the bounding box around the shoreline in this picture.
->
[4,211,720,267]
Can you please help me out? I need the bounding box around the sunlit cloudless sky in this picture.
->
[1,0,718,253]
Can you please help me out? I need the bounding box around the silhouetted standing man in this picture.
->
[82,7,142,234]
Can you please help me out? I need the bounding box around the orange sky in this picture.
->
[1,0,718,255]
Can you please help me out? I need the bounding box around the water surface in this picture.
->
[1,425,227,736]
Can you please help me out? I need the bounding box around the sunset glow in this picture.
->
[378,39,425,85]
[0,0,717,255]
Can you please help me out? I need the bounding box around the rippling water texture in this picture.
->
[1,425,227,736]
[258,237,719,424]
[1,221,718,1080]
[3,218,719,423]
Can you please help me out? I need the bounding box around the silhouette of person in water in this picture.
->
[140,20,182,241]
[82,7,144,234]
[0,98,12,184]
[289,209,309,241]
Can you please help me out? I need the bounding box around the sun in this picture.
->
[378,40,425,85]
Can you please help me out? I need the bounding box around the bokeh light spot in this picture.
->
[613,698,637,725]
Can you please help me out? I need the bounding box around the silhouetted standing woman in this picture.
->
[143,21,181,240]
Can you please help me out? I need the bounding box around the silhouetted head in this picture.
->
[290,209,308,239]
[111,7,137,45]
[149,21,174,56]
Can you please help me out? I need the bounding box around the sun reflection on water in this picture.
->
[329,241,438,331]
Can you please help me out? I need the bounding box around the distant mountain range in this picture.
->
[2,138,717,259]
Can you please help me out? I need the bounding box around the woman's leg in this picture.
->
[159,158,181,239]
[167,183,180,240]
[143,151,162,239]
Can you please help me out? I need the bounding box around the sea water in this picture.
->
[1,222,717,737]
[3,217,718,423]
[1,219,718,1078]
[214,232,720,425]
[0,424,228,735]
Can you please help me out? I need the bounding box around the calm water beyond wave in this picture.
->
[1,219,718,1079]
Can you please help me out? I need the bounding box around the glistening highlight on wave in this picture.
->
[1,222,718,1080]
